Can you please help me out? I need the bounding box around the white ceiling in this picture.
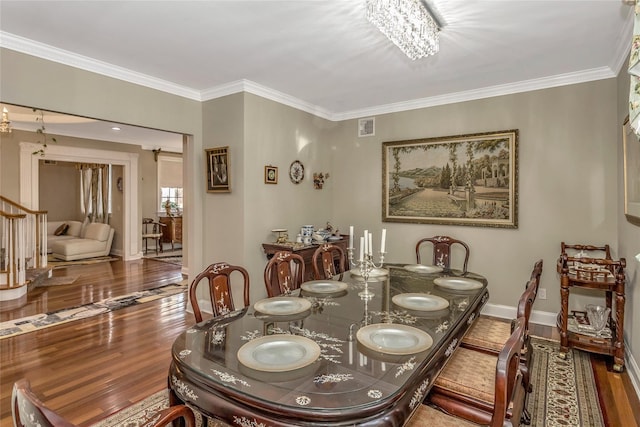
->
[0,1,634,151]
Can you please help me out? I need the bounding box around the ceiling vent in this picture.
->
[358,117,375,137]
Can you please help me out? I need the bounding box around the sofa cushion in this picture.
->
[66,221,83,237]
[83,223,111,242]
[54,223,69,236]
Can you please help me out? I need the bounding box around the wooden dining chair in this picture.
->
[12,379,196,427]
[189,262,250,322]
[142,217,165,255]
[412,318,527,427]
[461,260,542,396]
[263,251,305,297]
[415,235,470,273]
[312,243,347,280]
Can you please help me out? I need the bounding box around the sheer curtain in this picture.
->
[78,163,110,225]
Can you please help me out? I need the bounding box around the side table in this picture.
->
[557,243,626,372]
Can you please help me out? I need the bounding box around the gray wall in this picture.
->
[2,46,638,389]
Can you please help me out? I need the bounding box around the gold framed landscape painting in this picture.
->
[623,117,640,223]
[206,146,230,193]
[382,129,519,228]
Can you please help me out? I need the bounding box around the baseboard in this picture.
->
[481,302,557,327]
[482,302,640,401]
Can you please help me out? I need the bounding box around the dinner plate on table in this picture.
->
[403,264,443,274]
[349,267,389,278]
[392,293,449,312]
[434,277,483,291]
[253,297,312,316]
[237,335,321,373]
[356,324,433,355]
[301,280,348,296]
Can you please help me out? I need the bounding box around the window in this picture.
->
[161,187,183,211]
[157,154,183,212]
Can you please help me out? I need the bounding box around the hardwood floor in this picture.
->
[1,259,638,426]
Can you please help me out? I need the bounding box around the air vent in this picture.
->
[358,117,375,137]
[43,160,57,165]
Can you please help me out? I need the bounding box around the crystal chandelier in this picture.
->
[0,108,11,133]
[366,0,441,60]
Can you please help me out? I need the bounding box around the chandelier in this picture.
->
[0,107,11,133]
[366,0,441,60]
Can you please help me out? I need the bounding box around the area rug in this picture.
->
[37,275,79,286]
[47,255,119,268]
[527,336,605,427]
[0,280,188,340]
[95,337,605,427]
[147,256,182,266]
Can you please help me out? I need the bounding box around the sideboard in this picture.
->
[159,215,182,251]
[262,236,349,281]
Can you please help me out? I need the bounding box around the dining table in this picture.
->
[168,263,489,427]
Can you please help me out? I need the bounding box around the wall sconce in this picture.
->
[313,172,330,189]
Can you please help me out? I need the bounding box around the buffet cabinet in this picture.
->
[159,215,182,251]
[557,242,626,372]
[262,236,349,282]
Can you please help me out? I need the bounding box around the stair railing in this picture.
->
[0,196,48,289]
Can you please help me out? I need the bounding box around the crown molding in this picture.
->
[332,66,617,121]
[200,79,334,121]
[0,30,626,122]
[0,32,202,101]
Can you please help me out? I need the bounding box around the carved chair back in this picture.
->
[415,235,470,273]
[189,262,250,322]
[263,251,305,297]
[312,243,346,280]
[12,379,195,427]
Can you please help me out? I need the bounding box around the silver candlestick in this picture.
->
[347,247,386,300]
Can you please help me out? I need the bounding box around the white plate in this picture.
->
[237,335,320,372]
[349,267,389,278]
[301,280,348,294]
[357,324,433,355]
[392,293,449,312]
[403,264,444,274]
[253,297,312,316]
[434,277,483,291]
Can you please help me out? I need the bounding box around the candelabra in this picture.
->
[347,247,386,300]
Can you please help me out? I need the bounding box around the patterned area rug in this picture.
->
[47,255,119,268]
[95,336,604,427]
[0,280,188,340]
[528,336,604,426]
[147,256,182,266]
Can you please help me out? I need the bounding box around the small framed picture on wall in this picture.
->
[265,166,278,184]
[206,146,230,193]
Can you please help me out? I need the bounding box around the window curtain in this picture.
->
[629,1,640,134]
[77,163,110,225]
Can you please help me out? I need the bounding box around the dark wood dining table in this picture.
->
[169,264,489,426]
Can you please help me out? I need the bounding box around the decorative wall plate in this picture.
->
[289,160,304,184]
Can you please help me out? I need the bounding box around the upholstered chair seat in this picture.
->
[406,403,480,427]
[462,316,512,353]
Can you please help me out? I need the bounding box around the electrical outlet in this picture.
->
[538,288,547,300]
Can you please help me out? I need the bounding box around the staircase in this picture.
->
[0,196,49,301]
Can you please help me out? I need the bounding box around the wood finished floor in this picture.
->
[1,259,638,426]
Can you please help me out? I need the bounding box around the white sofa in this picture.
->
[49,222,115,261]
[47,220,84,253]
